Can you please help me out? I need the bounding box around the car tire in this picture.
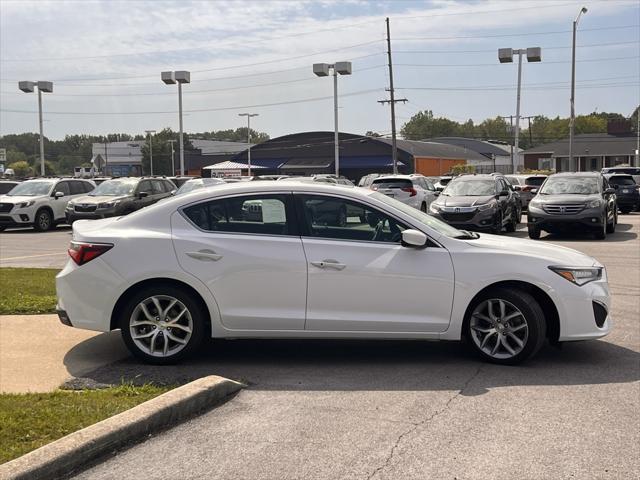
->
[506,211,518,233]
[606,210,616,234]
[465,287,546,365]
[33,209,53,232]
[420,202,427,213]
[527,225,540,239]
[490,212,503,235]
[119,284,206,365]
[620,208,631,214]
[0,226,5,232]
[594,215,606,240]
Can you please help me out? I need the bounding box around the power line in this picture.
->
[395,55,639,68]
[394,40,639,54]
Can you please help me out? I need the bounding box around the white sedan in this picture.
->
[56,181,611,365]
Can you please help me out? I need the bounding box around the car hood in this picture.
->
[437,195,494,207]
[0,194,46,203]
[465,233,598,267]
[534,194,599,204]
[70,195,129,204]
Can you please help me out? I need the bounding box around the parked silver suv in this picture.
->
[370,174,437,212]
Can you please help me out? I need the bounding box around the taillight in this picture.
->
[402,187,417,197]
[68,241,113,266]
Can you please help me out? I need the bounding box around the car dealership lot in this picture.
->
[60,214,640,479]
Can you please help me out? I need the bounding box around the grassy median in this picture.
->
[0,268,58,315]
[0,384,172,464]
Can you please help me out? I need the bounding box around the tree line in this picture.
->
[0,127,269,177]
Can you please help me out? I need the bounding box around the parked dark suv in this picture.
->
[605,174,639,213]
[527,172,617,240]
[428,174,520,234]
[65,177,176,223]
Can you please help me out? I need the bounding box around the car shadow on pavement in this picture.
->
[510,228,637,242]
[65,336,640,397]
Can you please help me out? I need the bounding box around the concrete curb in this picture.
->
[0,375,244,480]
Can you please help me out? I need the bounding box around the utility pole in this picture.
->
[570,7,588,172]
[145,130,156,176]
[377,17,407,175]
[103,140,108,176]
[168,140,176,175]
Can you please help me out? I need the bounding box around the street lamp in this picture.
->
[161,70,190,176]
[313,62,352,176]
[238,113,259,177]
[499,47,541,174]
[145,130,156,175]
[18,80,53,177]
[570,6,588,171]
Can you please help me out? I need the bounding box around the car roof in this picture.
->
[451,174,497,181]
[551,172,601,177]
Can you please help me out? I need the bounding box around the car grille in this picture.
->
[74,204,97,213]
[0,203,13,213]
[542,204,585,215]
[441,212,476,222]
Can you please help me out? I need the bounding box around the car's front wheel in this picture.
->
[33,209,53,232]
[606,209,617,234]
[120,285,206,364]
[527,225,540,239]
[490,211,503,234]
[466,287,546,365]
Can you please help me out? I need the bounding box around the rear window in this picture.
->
[525,177,546,187]
[604,168,640,175]
[608,176,636,186]
[439,178,452,185]
[371,179,413,189]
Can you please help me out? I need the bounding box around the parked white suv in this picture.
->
[0,178,95,231]
[370,174,437,212]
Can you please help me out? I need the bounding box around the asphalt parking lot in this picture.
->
[43,213,638,479]
[0,225,72,268]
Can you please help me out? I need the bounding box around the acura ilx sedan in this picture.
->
[56,182,611,365]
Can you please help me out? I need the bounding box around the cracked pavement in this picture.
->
[72,215,639,480]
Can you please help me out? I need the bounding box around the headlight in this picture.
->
[97,201,119,209]
[429,203,442,213]
[477,201,496,211]
[16,200,35,208]
[529,199,542,208]
[587,199,601,209]
[549,266,602,286]
[66,202,75,209]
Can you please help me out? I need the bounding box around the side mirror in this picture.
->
[171,189,177,196]
[54,191,64,199]
[531,188,538,194]
[433,191,441,197]
[138,191,149,198]
[513,185,522,191]
[604,187,615,195]
[401,229,428,248]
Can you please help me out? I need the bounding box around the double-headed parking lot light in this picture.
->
[498,48,541,174]
[313,62,352,176]
[161,71,190,176]
[18,80,53,177]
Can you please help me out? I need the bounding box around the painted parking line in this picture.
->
[0,252,67,261]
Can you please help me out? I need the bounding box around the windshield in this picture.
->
[370,191,462,238]
[540,177,600,195]
[608,176,635,186]
[90,179,137,196]
[443,179,495,196]
[6,181,53,196]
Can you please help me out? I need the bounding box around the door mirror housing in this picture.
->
[54,191,64,199]
[530,188,538,195]
[138,191,149,198]
[513,185,522,191]
[604,187,616,195]
[170,189,177,196]
[433,191,440,197]
[401,229,428,248]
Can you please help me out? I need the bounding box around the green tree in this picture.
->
[141,128,193,176]
[400,110,460,140]
[7,161,32,178]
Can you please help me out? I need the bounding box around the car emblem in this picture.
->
[560,206,565,213]
[455,207,460,213]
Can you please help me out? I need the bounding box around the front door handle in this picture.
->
[310,259,346,270]
[186,250,223,262]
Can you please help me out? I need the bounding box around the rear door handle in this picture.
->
[310,259,346,270]
[186,250,223,262]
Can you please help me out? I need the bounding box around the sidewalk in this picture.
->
[0,314,128,393]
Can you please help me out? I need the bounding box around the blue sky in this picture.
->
[0,0,638,140]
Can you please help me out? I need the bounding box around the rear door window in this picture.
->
[69,181,85,195]
[138,180,152,194]
[525,177,546,187]
[55,181,71,195]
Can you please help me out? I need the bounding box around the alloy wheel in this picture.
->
[470,298,529,360]
[38,211,51,230]
[129,295,193,357]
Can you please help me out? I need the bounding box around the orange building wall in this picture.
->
[414,157,466,176]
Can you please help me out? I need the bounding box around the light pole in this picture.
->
[313,62,352,177]
[145,130,156,176]
[238,113,259,177]
[499,48,541,174]
[167,140,176,175]
[161,71,190,176]
[18,81,53,177]
[570,7,588,172]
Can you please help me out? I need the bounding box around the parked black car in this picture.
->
[605,174,639,213]
[527,172,617,240]
[65,177,176,223]
[428,174,520,234]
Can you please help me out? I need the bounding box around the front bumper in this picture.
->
[527,206,604,231]
[429,207,498,231]
[66,207,119,222]
[0,212,33,227]
[556,276,612,341]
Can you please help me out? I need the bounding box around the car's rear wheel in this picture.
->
[420,202,427,213]
[33,209,53,232]
[620,208,631,214]
[490,212,503,234]
[466,288,546,365]
[120,285,205,365]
